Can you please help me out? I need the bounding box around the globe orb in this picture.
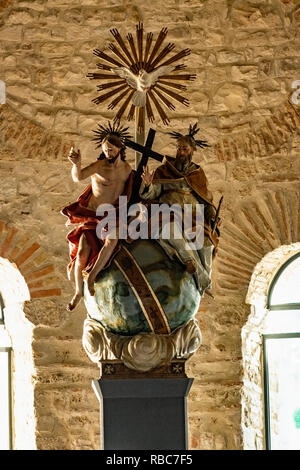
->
[84,239,201,336]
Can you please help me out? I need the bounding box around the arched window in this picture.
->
[0,293,13,450]
[263,252,300,450]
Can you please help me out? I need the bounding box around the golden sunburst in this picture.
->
[87,22,196,132]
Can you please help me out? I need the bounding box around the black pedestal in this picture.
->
[92,377,193,450]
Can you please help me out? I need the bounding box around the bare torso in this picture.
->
[87,158,132,210]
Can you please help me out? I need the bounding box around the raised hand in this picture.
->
[142,165,154,186]
[68,147,81,165]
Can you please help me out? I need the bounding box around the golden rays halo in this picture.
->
[86,22,196,132]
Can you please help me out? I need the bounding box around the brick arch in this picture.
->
[1,94,299,169]
[0,104,71,162]
[215,188,300,300]
[0,219,62,299]
[212,100,300,165]
[0,0,14,12]
[246,242,300,307]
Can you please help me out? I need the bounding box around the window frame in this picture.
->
[0,293,4,324]
[264,252,300,449]
[0,345,13,449]
[263,332,300,450]
[0,293,13,449]
[267,252,300,311]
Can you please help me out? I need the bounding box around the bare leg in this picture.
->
[86,237,118,296]
[67,234,91,311]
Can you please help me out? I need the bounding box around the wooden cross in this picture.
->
[125,128,165,203]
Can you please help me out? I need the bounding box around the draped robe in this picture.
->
[61,171,135,279]
[139,156,220,293]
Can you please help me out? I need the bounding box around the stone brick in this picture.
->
[231,65,258,81]
[212,83,249,113]
[25,265,55,280]
[6,10,35,25]
[54,110,79,132]
[217,50,245,64]
[30,288,62,298]
[39,42,74,57]
[0,25,22,41]
[0,226,17,256]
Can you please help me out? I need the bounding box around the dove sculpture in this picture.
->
[110,65,175,107]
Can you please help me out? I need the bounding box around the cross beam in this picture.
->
[125,128,165,203]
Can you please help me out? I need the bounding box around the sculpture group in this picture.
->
[61,123,221,372]
[61,23,221,373]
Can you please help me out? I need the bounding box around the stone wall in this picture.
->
[0,0,299,450]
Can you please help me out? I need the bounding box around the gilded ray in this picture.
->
[158,73,196,81]
[92,83,128,105]
[151,87,176,111]
[155,83,189,106]
[136,22,143,65]
[146,27,168,70]
[144,33,153,65]
[110,28,135,66]
[148,90,170,125]
[87,72,123,80]
[114,89,135,122]
[93,49,124,67]
[127,104,135,121]
[148,43,175,70]
[158,48,191,67]
[145,95,155,123]
[108,43,131,68]
[107,88,131,110]
[87,23,196,128]
[126,33,139,66]
[96,63,112,71]
[157,80,187,91]
[97,80,126,91]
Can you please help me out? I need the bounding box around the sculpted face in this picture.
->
[176,142,194,161]
[102,141,120,160]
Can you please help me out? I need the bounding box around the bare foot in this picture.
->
[185,260,196,274]
[67,292,82,311]
[87,275,95,296]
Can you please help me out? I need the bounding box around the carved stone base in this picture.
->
[82,317,201,372]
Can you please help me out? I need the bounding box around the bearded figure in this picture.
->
[139,124,221,297]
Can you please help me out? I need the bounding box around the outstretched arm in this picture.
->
[68,147,99,182]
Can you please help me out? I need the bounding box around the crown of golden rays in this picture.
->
[168,123,210,148]
[92,121,132,149]
[87,23,196,131]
